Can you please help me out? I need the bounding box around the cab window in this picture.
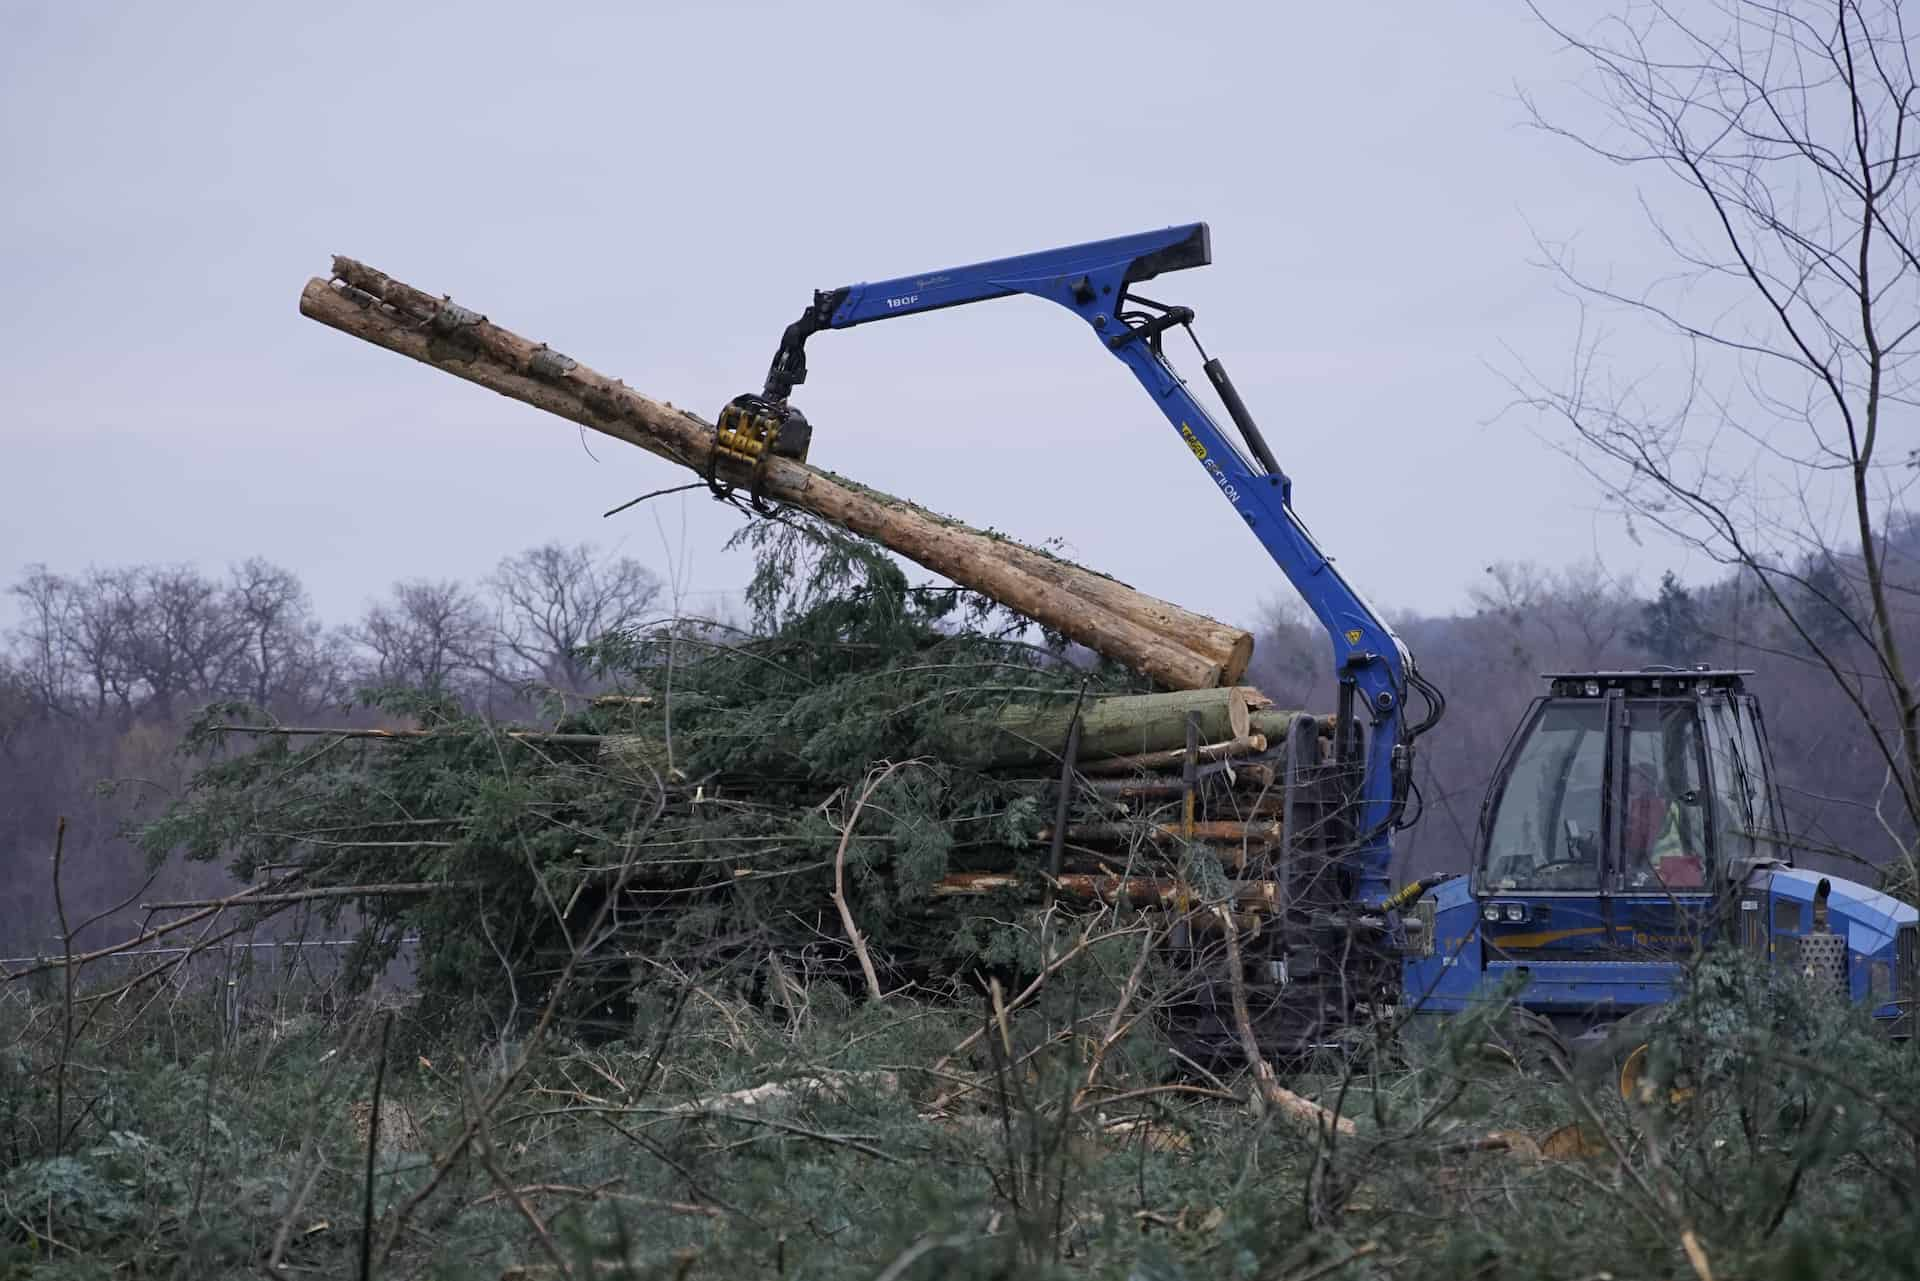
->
[1483,700,1606,890]
[1731,698,1784,848]
[1697,699,1757,869]
[1622,702,1709,889]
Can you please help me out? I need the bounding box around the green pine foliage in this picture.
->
[135,514,1149,1027]
[3,944,1914,1279]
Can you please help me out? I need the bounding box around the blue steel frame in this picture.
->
[794,223,1415,902]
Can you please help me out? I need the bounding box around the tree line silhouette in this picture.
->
[0,543,661,957]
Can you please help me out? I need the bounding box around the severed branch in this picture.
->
[1217,904,1357,1137]
[830,760,920,1003]
[5,872,309,980]
[141,883,467,910]
[666,1070,901,1116]
[926,917,1152,1112]
[473,1184,721,1218]
[204,724,615,746]
[1076,734,1267,776]
[1072,924,1158,1111]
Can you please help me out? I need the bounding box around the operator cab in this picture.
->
[1403,667,1916,1031]
[1474,668,1785,959]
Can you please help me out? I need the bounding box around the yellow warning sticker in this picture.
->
[1179,423,1207,461]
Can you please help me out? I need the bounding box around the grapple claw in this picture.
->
[714,394,811,466]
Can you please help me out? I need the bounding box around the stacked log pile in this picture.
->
[205,687,1331,918]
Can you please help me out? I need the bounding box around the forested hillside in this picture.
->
[1247,525,1920,894]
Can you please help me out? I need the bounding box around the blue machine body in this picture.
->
[755,222,1424,904]
[1404,867,1915,1026]
[1401,671,1917,1034]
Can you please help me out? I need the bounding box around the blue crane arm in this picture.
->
[756,222,1426,904]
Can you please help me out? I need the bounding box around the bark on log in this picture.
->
[1076,734,1266,776]
[932,687,1264,769]
[1080,761,1277,797]
[934,871,1279,910]
[1080,761,1278,797]
[1247,710,1335,742]
[299,263,1254,690]
[1036,820,1283,846]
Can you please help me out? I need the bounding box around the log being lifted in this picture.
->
[299,260,1254,691]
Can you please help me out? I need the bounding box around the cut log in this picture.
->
[1076,734,1266,776]
[932,687,1264,769]
[933,872,1280,915]
[299,262,1255,690]
[1248,710,1335,742]
[1037,820,1283,847]
[1080,761,1277,797]
[1221,791,1286,819]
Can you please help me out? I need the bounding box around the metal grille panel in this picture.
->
[1409,898,1436,959]
[1739,895,1768,959]
[1898,922,1917,1040]
[1790,931,1848,999]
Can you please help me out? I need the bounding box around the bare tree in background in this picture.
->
[1471,560,1639,669]
[1518,0,1920,879]
[67,569,140,720]
[13,567,149,721]
[229,558,306,707]
[0,661,29,756]
[121,566,248,719]
[228,558,350,713]
[353,579,489,695]
[8,566,77,717]
[485,542,662,694]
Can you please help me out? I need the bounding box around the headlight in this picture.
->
[1505,904,1526,923]
[1483,905,1502,923]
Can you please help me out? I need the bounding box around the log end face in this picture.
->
[1220,632,1256,687]
[298,277,333,318]
[1225,688,1250,741]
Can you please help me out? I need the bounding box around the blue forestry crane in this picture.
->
[721,223,1914,1059]
[716,222,1442,910]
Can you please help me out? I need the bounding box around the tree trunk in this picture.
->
[299,262,1255,691]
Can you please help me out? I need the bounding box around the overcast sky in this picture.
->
[1,1,1697,632]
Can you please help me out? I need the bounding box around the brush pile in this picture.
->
[143,519,1350,1056]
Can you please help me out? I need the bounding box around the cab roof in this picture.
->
[1543,667,1752,697]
